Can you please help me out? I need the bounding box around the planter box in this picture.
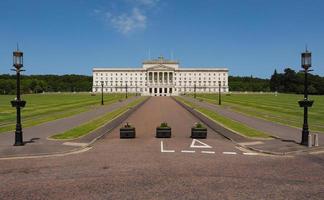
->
[191,127,207,139]
[156,127,171,138]
[120,127,136,139]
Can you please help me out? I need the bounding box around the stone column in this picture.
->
[162,72,164,84]
[167,72,169,85]
[153,72,155,84]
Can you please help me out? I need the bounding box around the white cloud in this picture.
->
[93,9,101,14]
[107,7,147,34]
[135,0,159,6]
[94,0,159,34]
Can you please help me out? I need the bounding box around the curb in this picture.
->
[172,97,249,143]
[74,97,150,145]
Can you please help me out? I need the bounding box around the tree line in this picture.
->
[270,68,324,94]
[1,69,323,95]
[0,74,92,94]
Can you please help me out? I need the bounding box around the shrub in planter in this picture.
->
[120,122,136,139]
[191,122,207,139]
[156,122,171,138]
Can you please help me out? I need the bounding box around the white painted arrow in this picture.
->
[190,139,212,149]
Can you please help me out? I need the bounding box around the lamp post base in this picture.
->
[14,142,24,146]
[301,129,309,146]
[14,128,24,146]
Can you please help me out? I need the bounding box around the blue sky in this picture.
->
[0,0,323,78]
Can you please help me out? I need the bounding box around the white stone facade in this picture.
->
[92,57,229,96]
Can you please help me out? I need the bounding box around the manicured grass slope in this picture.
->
[175,97,270,138]
[194,93,324,133]
[51,97,147,140]
[0,93,127,133]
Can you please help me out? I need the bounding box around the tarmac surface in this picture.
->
[0,97,324,199]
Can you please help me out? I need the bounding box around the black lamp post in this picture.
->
[11,48,26,146]
[194,83,196,98]
[218,81,221,105]
[101,81,104,105]
[125,83,128,99]
[135,83,138,96]
[298,49,314,146]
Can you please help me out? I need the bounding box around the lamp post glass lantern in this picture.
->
[298,49,314,146]
[11,48,26,146]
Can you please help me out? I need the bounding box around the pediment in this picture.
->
[146,64,175,71]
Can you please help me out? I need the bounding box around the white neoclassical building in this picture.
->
[92,57,228,96]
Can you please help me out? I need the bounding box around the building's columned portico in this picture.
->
[92,56,229,96]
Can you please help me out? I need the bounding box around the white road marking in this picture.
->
[238,141,264,146]
[201,151,215,154]
[223,152,237,155]
[243,152,259,156]
[63,142,88,147]
[181,150,195,153]
[160,141,175,153]
[190,139,212,149]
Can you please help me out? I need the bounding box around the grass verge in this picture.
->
[175,97,270,138]
[51,97,146,140]
[0,94,124,133]
[192,93,324,133]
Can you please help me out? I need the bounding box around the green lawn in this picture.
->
[0,93,129,133]
[51,97,147,140]
[175,97,270,138]
[191,93,324,133]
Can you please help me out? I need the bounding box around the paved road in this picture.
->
[0,97,323,199]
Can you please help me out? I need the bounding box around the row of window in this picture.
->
[95,72,227,77]
[95,76,227,81]
[94,81,226,86]
[93,87,227,93]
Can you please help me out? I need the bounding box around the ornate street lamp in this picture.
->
[298,49,314,146]
[126,83,128,99]
[135,83,138,96]
[101,81,104,105]
[194,83,196,98]
[218,81,222,105]
[11,48,26,146]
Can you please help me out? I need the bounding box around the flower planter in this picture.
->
[191,127,207,139]
[156,127,171,138]
[120,127,136,139]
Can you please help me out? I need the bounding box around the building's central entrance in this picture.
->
[150,87,173,96]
